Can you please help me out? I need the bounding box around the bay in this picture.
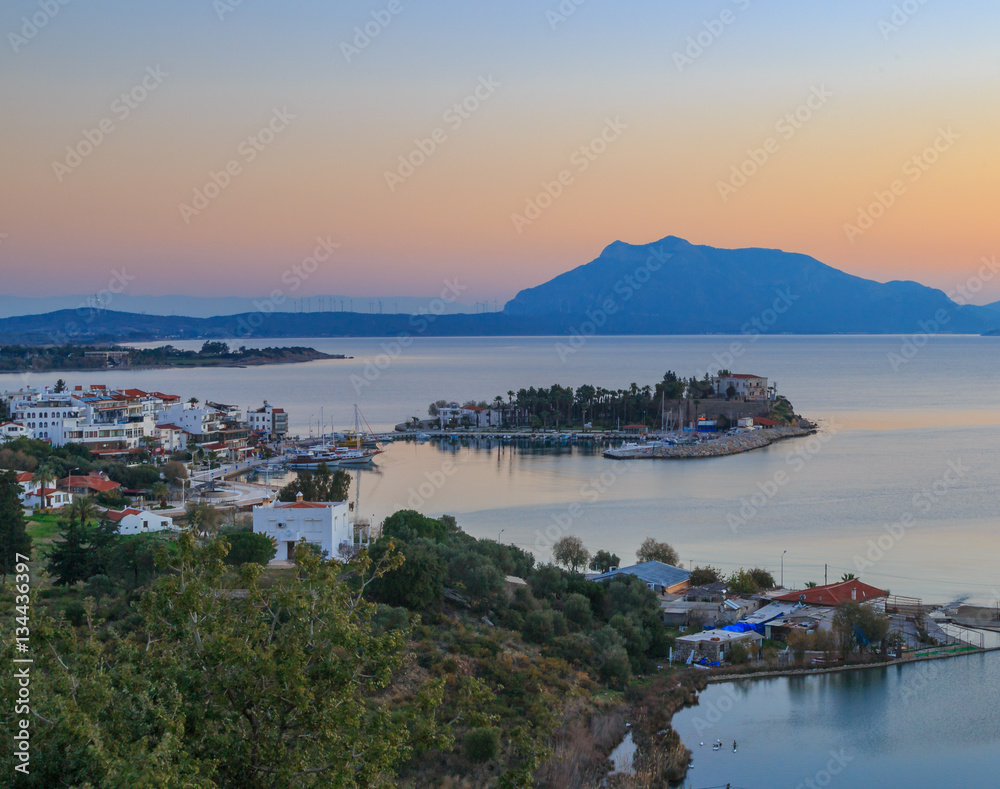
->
[671,651,1000,788]
[4,334,999,602]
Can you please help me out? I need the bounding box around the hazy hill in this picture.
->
[503,236,999,334]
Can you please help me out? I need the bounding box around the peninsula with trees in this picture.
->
[0,341,346,373]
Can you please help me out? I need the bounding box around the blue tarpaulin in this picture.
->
[721,622,764,635]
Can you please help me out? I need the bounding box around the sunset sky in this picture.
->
[3,0,999,305]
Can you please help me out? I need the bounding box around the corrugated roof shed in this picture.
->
[590,560,690,589]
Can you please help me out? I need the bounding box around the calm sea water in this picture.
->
[672,651,1000,788]
[4,335,1000,602]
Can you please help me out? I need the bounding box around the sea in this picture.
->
[5,333,1000,787]
[4,335,999,603]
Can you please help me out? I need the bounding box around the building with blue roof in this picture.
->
[590,560,691,595]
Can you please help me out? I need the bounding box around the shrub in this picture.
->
[464,727,500,763]
[563,593,593,628]
[598,646,631,687]
[523,610,555,644]
[224,532,277,566]
[728,642,750,665]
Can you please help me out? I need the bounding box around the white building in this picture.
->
[0,421,33,442]
[103,507,176,535]
[253,493,352,563]
[23,488,74,510]
[248,401,288,439]
[713,374,769,401]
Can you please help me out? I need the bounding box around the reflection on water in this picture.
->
[245,430,1000,604]
[673,652,1000,788]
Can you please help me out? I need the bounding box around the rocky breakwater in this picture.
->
[605,425,814,460]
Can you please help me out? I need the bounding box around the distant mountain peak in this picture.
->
[504,235,999,334]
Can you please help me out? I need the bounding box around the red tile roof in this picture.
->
[59,475,122,492]
[725,374,765,379]
[754,417,780,426]
[773,579,888,606]
[275,501,332,509]
[102,508,143,522]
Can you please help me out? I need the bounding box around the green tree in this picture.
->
[689,565,722,586]
[152,481,170,507]
[635,537,679,566]
[369,540,445,610]
[10,532,446,787]
[47,515,91,586]
[552,535,589,573]
[0,470,32,580]
[277,463,350,503]
[163,460,188,486]
[588,549,620,573]
[33,462,56,509]
[380,510,452,544]
[224,532,277,566]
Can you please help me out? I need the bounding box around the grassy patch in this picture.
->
[26,513,64,540]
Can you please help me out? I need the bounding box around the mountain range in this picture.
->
[3,236,999,344]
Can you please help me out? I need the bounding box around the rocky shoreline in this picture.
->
[605,424,814,460]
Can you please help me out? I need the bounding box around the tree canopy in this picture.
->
[635,537,679,566]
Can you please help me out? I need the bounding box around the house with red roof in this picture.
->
[772,579,888,607]
[0,421,33,442]
[58,471,122,496]
[252,492,352,563]
[102,507,175,535]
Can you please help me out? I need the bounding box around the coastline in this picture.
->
[0,353,349,375]
[604,424,815,460]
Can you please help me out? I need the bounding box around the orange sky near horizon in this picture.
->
[2,1,999,305]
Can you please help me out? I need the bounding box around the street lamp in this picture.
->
[497,529,504,543]
[781,550,787,589]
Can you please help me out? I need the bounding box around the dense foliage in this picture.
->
[277,463,350,503]
[0,470,32,580]
[0,343,336,372]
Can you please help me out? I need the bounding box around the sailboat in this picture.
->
[287,405,384,469]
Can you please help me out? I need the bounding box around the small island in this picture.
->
[0,341,348,373]
[405,371,814,458]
